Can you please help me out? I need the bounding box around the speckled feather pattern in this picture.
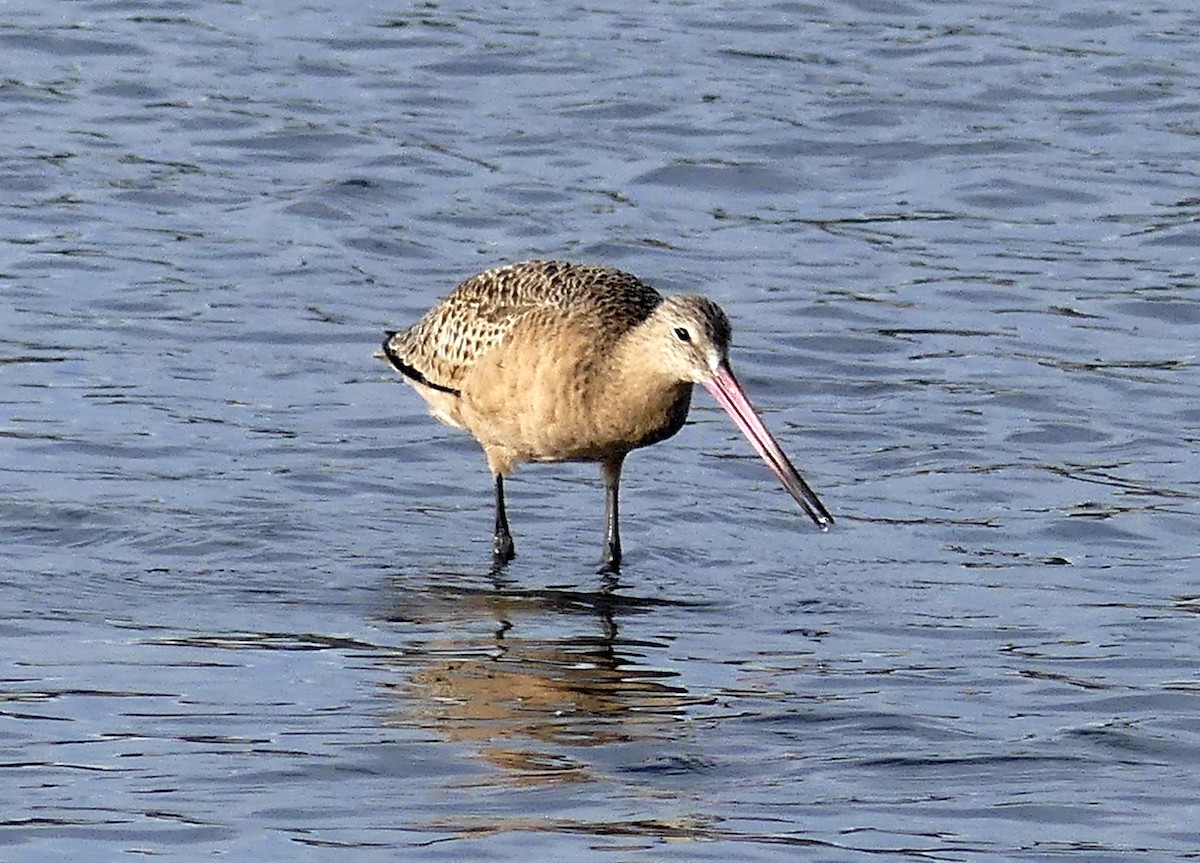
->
[387,261,666,392]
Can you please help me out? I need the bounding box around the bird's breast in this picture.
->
[457,322,692,464]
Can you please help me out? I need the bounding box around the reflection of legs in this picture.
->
[597,572,620,643]
[600,455,624,572]
[492,474,515,567]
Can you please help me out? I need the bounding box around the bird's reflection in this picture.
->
[376,571,710,785]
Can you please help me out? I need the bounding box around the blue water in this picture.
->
[2,1,1199,860]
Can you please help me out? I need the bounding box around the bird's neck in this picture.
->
[594,328,694,451]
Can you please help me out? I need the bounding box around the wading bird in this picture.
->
[377,260,832,570]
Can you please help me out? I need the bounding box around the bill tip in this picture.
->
[812,511,834,531]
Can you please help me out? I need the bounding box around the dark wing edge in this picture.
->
[378,331,462,397]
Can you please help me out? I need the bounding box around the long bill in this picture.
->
[702,362,833,529]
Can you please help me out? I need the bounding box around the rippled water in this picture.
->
[3,0,1199,860]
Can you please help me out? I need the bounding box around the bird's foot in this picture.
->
[598,546,621,574]
[492,533,516,569]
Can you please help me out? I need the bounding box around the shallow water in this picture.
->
[3,0,1199,860]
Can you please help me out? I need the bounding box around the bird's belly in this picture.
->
[461,347,691,465]
[521,398,688,464]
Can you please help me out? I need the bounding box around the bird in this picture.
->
[376,260,832,571]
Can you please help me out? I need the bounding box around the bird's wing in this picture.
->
[381,261,662,393]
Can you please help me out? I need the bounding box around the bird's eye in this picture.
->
[673,327,692,343]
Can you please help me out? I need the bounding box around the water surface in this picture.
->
[2,1,1199,860]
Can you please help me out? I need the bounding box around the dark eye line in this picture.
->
[674,327,692,342]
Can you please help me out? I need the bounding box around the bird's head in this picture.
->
[639,293,833,529]
[645,295,733,385]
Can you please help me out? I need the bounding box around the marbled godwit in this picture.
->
[376,260,832,570]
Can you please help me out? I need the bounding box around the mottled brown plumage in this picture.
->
[377,260,831,570]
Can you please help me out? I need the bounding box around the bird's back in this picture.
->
[387,261,664,393]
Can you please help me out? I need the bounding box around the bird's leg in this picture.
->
[599,455,624,573]
[492,474,515,567]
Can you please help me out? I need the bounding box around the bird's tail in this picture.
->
[376,331,461,397]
